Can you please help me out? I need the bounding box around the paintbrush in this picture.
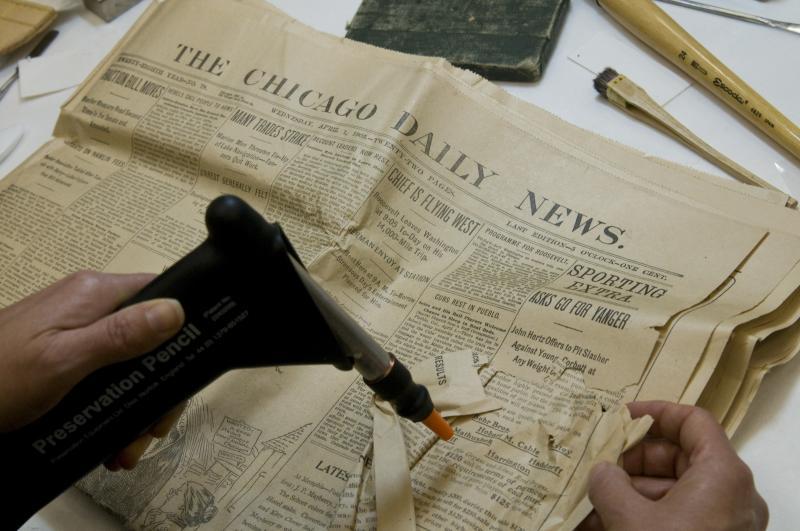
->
[595,0,800,163]
[593,67,795,208]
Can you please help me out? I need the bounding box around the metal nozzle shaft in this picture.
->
[288,256,393,381]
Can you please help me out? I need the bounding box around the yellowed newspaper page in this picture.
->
[332,356,651,530]
[721,311,800,433]
[455,33,800,420]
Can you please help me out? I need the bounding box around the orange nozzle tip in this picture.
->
[422,409,454,441]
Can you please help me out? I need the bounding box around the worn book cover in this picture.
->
[345,0,569,81]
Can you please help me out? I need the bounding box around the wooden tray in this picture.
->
[0,0,57,56]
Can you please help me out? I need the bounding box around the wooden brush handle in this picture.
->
[597,0,800,162]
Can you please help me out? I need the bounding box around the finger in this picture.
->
[37,272,158,329]
[627,401,731,458]
[755,491,769,530]
[58,298,184,376]
[630,476,675,500]
[78,273,158,317]
[149,401,187,438]
[104,457,121,472]
[114,433,154,470]
[103,401,186,472]
[622,438,684,478]
[103,401,185,472]
[588,462,649,529]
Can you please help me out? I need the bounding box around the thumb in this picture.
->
[588,461,649,530]
[63,298,185,375]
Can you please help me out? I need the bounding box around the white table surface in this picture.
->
[2,0,799,529]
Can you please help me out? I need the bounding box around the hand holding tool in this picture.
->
[1,194,451,528]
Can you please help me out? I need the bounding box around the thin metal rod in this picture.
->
[656,0,800,35]
[288,256,393,381]
[0,68,20,102]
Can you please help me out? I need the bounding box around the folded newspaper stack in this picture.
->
[1,0,798,528]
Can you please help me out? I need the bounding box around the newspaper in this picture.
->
[1,0,799,528]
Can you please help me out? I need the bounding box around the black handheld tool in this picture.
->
[1,195,450,528]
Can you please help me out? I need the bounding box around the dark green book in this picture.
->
[345,0,570,82]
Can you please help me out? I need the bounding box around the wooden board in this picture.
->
[0,0,56,55]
